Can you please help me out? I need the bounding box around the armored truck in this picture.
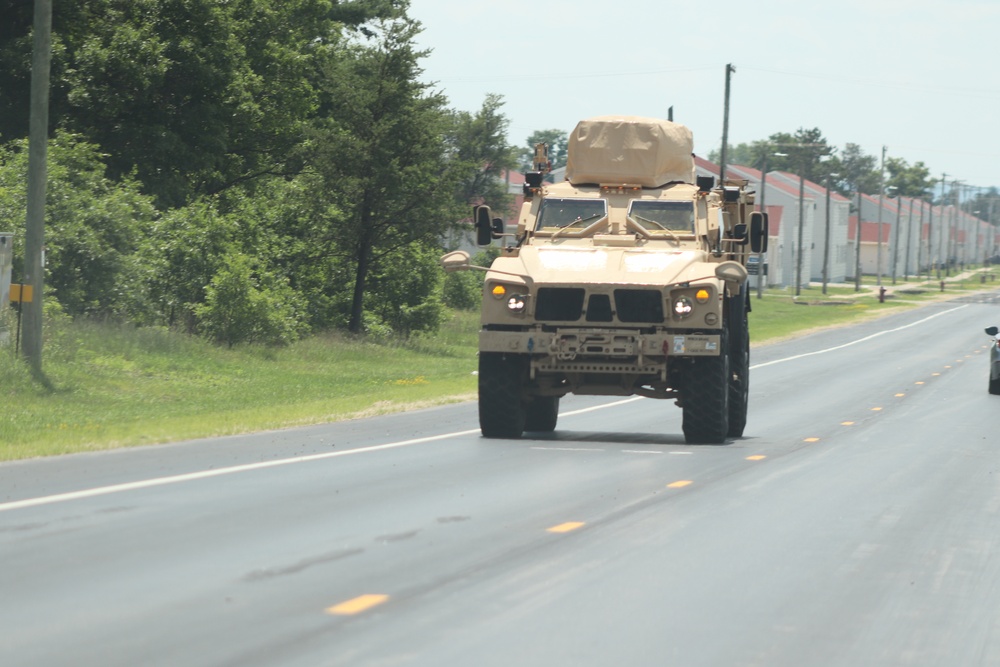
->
[441,116,766,443]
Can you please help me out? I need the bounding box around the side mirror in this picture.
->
[749,211,769,253]
[492,217,504,239]
[732,223,748,243]
[474,205,494,246]
[440,250,471,273]
[987,326,998,336]
[715,260,748,287]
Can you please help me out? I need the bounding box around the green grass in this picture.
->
[1,311,480,460]
[2,270,996,461]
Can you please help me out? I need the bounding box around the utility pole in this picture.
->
[822,171,837,294]
[891,189,902,284]
[795,168,805,296]
[904,197,914,280]
[718,64,735,184]
[855,191,863,292]
[23,0,52,374]
[876,145,886,287]
[937,173,947,279]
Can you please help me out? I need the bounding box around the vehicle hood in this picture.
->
[488,246,717,288]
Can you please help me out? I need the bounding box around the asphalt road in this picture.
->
[3,292,1000,666]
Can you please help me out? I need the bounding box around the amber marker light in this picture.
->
[695,288,711,304]
[491,284,506,299]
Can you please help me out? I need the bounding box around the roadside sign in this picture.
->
[10,283,33,303]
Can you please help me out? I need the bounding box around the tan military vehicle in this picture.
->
[442,116,767,443]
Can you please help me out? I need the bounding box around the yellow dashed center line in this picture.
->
[842,421,855,426]
[872,407,883,411]
[746,455,766,461]
[895,393,905,397]
[667,480,693,488]
[916,381,925,385]
[326,594,389,616]
[547,522,585,533]
[804,437,820,442]
[932,373,941,376]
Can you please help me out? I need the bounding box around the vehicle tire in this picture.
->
[989,374,1000,395]
[681,328,730,444]
[479,352,527,438]
[525,396,560,432]
[726,287,750,437]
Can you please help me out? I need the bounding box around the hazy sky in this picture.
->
[409,0,1000,192]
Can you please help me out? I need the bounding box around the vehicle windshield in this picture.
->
[536,198,608,231]
[627,200,695,233]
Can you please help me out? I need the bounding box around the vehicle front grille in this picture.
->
[535,287,585,321]
[534,287,664,324]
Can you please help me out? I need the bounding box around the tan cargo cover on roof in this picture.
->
[564,116,695,188]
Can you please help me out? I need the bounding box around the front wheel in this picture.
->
[479,353,527,438]
[525,396,560,432]
[681,331,730,444]
[727,288,750,437]
[989,374,1000,395]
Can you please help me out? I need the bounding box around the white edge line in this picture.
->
[0,429,481,513]
[3,305,967,513]
[749,305,969,369]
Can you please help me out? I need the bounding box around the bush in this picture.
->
[193,252,307,347]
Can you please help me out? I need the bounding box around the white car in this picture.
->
[986,327,1000,394]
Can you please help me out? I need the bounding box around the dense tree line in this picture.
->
[0,0,516,345]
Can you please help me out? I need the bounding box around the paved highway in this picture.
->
[3,292,1000,666]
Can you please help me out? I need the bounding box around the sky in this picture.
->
[408,0,1000,194]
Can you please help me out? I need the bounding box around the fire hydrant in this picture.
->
[878,286,886,303]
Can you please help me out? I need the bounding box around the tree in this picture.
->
[0,132,158,318]
[885,157,932,199]
[446,93,518,215]
[828,143,880,197]
[0,0,401,208]
[308,14,457,334]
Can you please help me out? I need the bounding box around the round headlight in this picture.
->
[507,295,526,313]
[673,296,693,318]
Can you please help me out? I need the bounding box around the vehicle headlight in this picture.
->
[673,296,693,318]
[506,294,527,313]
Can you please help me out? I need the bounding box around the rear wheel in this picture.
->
[525,396,560,432]
[681,329,730,444]
[989,374,1000,395]
[479,353,527,438]
[727,287,750,437]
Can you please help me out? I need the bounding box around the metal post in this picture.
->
[719,64,735,184]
